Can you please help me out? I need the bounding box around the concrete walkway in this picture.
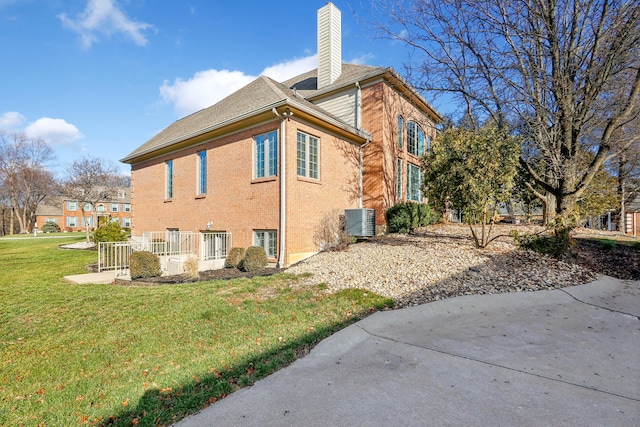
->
[63,271,124,284]
[176,277,640,427]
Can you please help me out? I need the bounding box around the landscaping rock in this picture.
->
[287,224,622,308]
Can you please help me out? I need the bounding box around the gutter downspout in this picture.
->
[359,137,372,209]
[355,81,371,209]
[273,107,292,267]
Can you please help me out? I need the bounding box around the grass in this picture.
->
[0,237,392,426]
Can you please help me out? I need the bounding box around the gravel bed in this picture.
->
[287,224,601,308]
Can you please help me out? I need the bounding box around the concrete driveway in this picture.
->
[176,277,639,427]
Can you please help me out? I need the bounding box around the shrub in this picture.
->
[314,209,351,252]
[386,202,438,233]
[511,222,576,258]
[226,247,245,268]
[92,221,127,244]
[241,246,268,272]
[41,221,61,233]
[184,256,200,278]
[129,251,161,279]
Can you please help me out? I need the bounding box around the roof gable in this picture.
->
[121,63,441,164]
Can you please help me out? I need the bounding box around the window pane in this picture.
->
[297,132,306,176]
[255,135,265,178]
[268,231,277,258]
[198,151,207,194]
[418,127,425,156]
[397,158,403,199]
[166,160,173,199]
[255,231,264,249]
[267,131,278,176]
[407,122,416,155]
[309,136,319,179]
[398,116,403,148]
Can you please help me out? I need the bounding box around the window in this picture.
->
[166,160,173,199]
[197,150,207,195]
[407,121,426,157]
[111,203,119,212]
[254,230,277,259]
[82,216,92,227]
[427,135,432,153]
[297,132,319,179]
[123,217,131,228]
[83,203,92,212]
[123,203,131,212]
[255,131,278,178]
[66,216,78,227]
[397,116,403,148]
[67,201,77,211]
[407,163,424,202]
[45,218,58,224]
[117,190,126,199]
[110,217,120,225]
[96,204,106,213]
[397,158,403,199]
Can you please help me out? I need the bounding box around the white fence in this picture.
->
[98,231,232,274]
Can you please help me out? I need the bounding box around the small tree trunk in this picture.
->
[618,155,626,233]
[9,207,15,235]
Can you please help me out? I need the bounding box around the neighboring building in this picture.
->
[35,190,132,232]
[625,195,640,237]
[121,3,442,267]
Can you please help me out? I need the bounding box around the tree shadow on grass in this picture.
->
[98,305,387,426]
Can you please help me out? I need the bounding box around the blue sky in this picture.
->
[0,0,433,177]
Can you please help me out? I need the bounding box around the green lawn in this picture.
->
[0,236,392,426]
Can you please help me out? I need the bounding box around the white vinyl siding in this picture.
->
[314,88,357,127]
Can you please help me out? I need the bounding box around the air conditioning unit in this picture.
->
[345,208,376,237]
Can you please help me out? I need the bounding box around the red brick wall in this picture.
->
[360,81,438,228]
[131,121,281,253]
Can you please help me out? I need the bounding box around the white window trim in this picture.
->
[297,131,320,180]
[254,230,277,259]
[254,131,278,179]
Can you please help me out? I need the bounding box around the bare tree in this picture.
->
[0,132,56,233]
[370,0,640,220]
[60,156,128,242]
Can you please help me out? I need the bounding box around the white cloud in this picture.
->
[261,55,318,81]
[0,111,26,130]
[58,0,153,48]
[160,69,255,117]
[160,55,317,117]
[25,118,83,147]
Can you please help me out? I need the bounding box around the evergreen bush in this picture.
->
[92,221,127,244]
[386,202,438,233]
[41,221,61,233]
[241,246,268,272]
[226,247,245,268]
[130,251,161,279]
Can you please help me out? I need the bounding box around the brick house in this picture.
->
[121,3,442,267]
[35,190,132,232]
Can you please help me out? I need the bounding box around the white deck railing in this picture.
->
[98,231,232,273]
